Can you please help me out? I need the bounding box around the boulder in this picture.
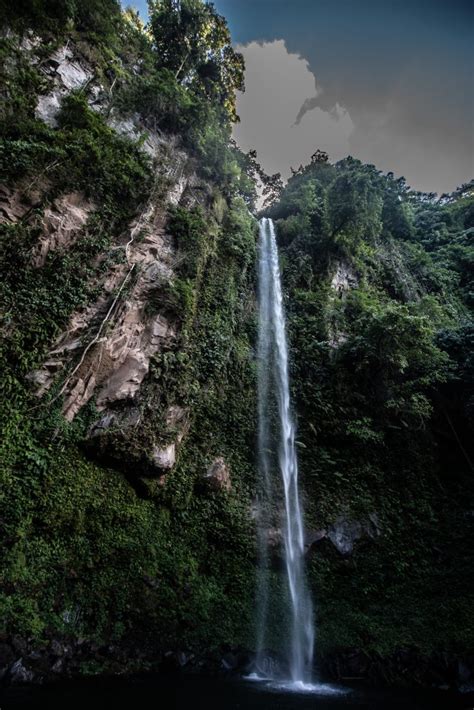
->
[307,513,380,556]
[203,457,232,492]
[9,658,35,684]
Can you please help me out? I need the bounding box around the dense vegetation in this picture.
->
[0,0,258,665]
[0,0,472,685]
[267,155,474,663]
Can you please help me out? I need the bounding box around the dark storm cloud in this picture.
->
[126,0,473,193]
[213,0,474,194]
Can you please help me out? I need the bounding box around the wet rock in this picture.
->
[307,513,380,557]
[251,653,283,678]
[305,528,327,549]
[27,650,43,661]
[176,651,189,667]
[327,519,366,556]
[221,651,238,670]
[9,658,35,684]
[51,658,64,674]
[266,526,283,548]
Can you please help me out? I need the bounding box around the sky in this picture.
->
[127,0,474,194]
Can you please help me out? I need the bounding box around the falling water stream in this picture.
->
[255,217,315,687]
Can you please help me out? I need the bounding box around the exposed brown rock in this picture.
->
[29,146,199,423]
[0,185,43,223]
[31,192,96,267]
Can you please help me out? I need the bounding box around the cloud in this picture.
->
[233,40,354,180]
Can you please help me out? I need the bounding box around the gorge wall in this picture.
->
[1,1,258,681]
[266,156,474,686]
[1,0,473,691]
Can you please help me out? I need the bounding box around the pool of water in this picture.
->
[0,674,471,709]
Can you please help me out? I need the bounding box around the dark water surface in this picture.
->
[0,675,471,710]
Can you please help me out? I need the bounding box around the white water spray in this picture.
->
[255,217,314,683]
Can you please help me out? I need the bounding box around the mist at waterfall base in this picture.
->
[251,217,329,694]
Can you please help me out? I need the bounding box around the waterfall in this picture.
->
[256,217,315,683]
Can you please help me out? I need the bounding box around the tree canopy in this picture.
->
[149,0,244,123]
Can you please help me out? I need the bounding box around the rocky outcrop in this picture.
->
[108,112,166,159]
[150,405,189,472]
[31,192,96,267]
[330,261,358,296]
[152,442,176,470]
[203,457,232,492]
[0,184,46,223]
[0,633,254,688]
[85,402,190,479]
[32,41,187,170]
[250,513,380,556]
[35,43,95,124]
[328,260,359,349]
[0,187,95,267]
[306,513,381,556]
[324,647,474,691]
[28,142,202,426]
[4,37,214,477]
[28,197,178,420]
[10,36,212,455]
[35,44,94,126]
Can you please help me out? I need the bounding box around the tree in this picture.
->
[327,163,383,247]
[148,0,244,122]
[311,149,329,164]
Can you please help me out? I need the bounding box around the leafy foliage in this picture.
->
[0,0,258,658]
[269,156,474,658]
[148,0,244,123]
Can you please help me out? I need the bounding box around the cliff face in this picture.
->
[268,158,474,685]
[1,1,473,692]
[0,12,258,681]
